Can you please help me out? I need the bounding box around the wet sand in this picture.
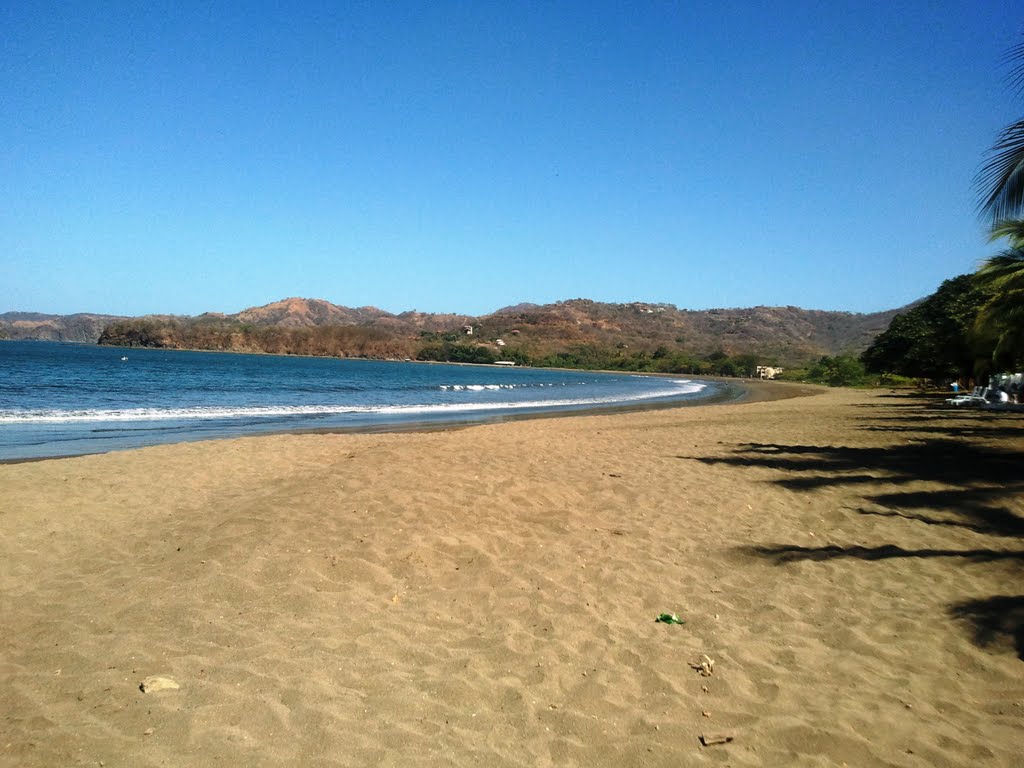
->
[2,385,1022,766]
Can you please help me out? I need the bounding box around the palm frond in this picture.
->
[976,36,1024,221]
[975,118,1024,221]
[1003,41,1024,96]
[976,286,1024,318]
[987,218,1024,246]
[977,249,1024,291]
[974,287,1024,368]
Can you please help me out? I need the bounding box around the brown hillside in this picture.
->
[470,300,901,365]
[232,298,393,327]
[12,297,905,366]
[0,312,126,343]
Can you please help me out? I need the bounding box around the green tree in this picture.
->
[971,221,1024,369]
[416,342,498,364]
[861,275,992,381]
[806,356,867,387]
[716,359,738,377]
[731,353,760,377]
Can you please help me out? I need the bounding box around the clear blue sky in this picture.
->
[2,1,1021,317]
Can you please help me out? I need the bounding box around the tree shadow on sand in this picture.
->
[701,439,1019,488]
[861,423,1024,439]
[950,596,1024,657]
[679,435,1024,659]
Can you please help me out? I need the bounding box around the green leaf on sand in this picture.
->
[656,613,685,625]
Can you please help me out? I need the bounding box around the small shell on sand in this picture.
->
[140,675,180,693]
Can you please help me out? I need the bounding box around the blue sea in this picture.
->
[0,341,723,460]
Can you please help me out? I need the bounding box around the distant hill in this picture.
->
[0,312,126,342]
[5,297,906,367]
[469,299,901,365]
[232,297,394,327]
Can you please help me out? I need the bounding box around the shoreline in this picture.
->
[0,378,822,465]
[12,336,809,382]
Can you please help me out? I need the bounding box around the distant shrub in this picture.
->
[805,355,869,387]
[416,342,497,364]
[875,373,918,387]
[776,368,810,382]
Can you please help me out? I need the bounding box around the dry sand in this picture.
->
[2,386,1022,767]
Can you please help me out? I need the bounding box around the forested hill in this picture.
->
[74,297,902,367]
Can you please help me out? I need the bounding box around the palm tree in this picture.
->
[974,41,1024,369]
[973,226,1024,370]
[974,222,1024,366]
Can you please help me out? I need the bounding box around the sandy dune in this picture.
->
[2,386,1022,766]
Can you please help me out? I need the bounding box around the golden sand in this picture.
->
[2,386,1022,766]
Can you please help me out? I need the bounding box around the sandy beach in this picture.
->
[2,385,1022,767]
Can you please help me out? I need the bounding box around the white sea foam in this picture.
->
[438,382,556,391]
[0,381,706,424]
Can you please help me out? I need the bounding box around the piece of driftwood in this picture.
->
[689,654,715,676]
[700,733,734,746]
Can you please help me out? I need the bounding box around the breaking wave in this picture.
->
[438,382,559,391]
[0,379,706,424]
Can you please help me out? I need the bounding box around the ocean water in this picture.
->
[0,341,722,460]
